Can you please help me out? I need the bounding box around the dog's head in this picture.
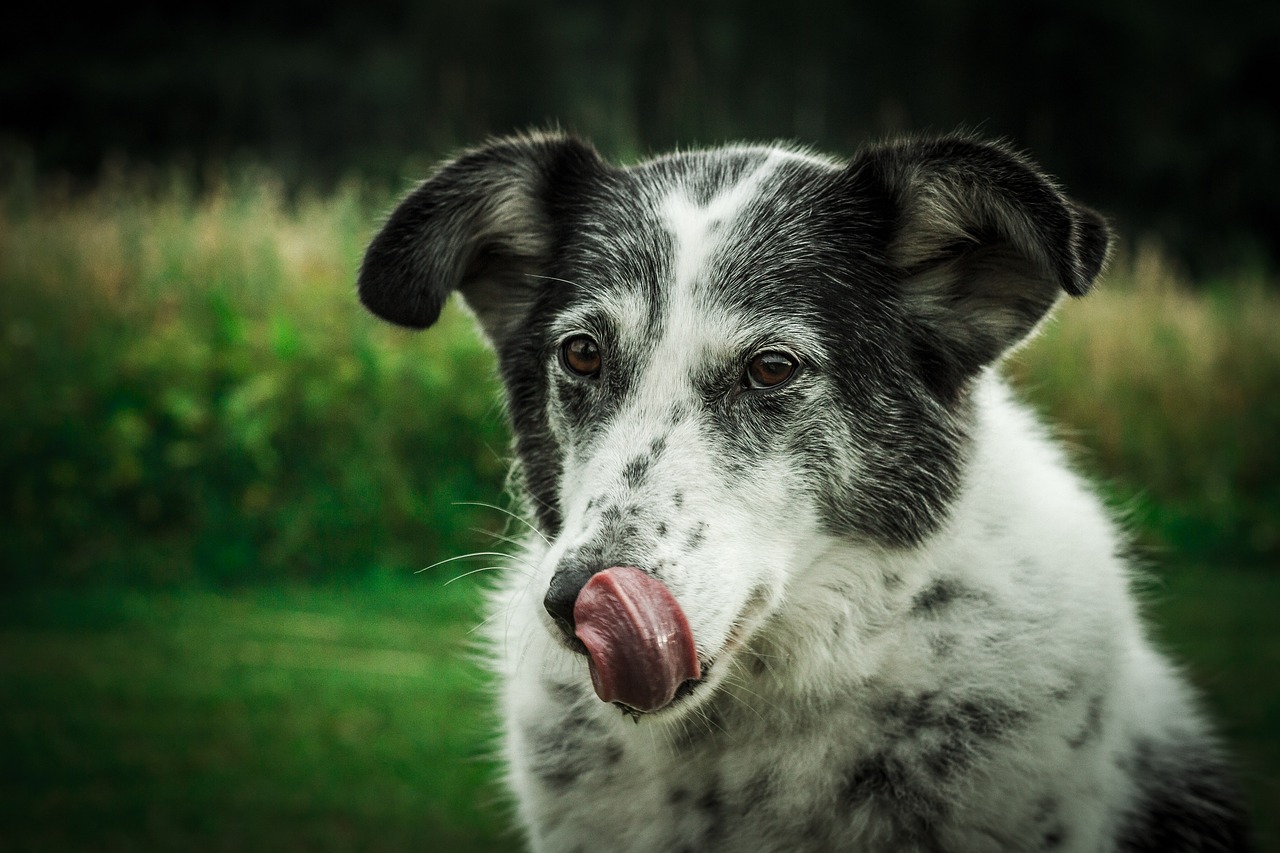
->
[358,132,1110,717]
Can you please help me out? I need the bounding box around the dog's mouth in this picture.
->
[569,567,770,719]
[572,567,701,714]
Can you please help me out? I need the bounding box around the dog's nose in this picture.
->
[544,563,600,642]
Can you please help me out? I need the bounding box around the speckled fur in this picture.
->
[358,132,1250,852]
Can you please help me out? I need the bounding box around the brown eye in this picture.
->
[745,351,798,390]
[562,335,602,377]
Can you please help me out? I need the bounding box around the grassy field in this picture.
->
[1,163,1277,850]
[0,576,516,852]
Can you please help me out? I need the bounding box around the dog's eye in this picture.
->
[562,335,603,378]
[745,351,798,390]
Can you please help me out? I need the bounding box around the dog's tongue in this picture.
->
[573,567,700,713]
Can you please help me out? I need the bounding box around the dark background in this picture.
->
[3,0,1278,274]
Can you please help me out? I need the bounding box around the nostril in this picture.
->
[544,562,598,642]
[543,581,579,638]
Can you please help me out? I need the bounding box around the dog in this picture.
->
[357,132,1251,852]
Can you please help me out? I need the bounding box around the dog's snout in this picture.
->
[544,564,600,643]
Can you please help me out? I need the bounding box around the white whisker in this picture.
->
[415,551,520,574]
[454,500,550,546]
[444,564,532,586]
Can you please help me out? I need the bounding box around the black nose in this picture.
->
[544,563,600,642]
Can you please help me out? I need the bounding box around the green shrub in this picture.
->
[0,166,511,587]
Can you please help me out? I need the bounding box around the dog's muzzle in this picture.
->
[545,565,701,713]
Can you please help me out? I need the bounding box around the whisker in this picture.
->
[524,273,582,288]
[468,526,531,550]
[415,551,518,574]
[454,500,550,546]
[444,564,531,586]
[719,677,780,722]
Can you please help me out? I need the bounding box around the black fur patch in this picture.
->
[1117,738,1252,852]
[910,577,991,615]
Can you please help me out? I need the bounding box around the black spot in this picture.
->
[839,752,949,846]
[840,753,900,804]
[697,781,727,843]
[601,740,624,766]
[921,737,971,779]
[910,577,988,615]
[543,678,584,705]
[621,454,652,487]
[669,787,690,805]
[649,435,668,456]
[1067,693,1105,750]
[656,521,668,537]
[672,491,685,508]
[524,719,588,792]
[1040,824,1068,850]
[946,697,1024,740]
[536,765,578,790]
[686,521,708,549]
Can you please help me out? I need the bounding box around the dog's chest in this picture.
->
[516,692,845,852]
[511,679,1009,853]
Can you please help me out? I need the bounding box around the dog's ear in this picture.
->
[848,135,1112,399]
[358,132,605,344]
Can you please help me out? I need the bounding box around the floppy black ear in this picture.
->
[850,135,1112,399]
[358,132,605,344]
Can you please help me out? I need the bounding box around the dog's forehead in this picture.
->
[555,147,848,352]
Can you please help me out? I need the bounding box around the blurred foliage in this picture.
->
[1006,244,1280,564]
[0,160,511,588]
[1,0,1277,273]
[1,159,1277,589]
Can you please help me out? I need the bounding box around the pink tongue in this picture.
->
[573,566,701,712]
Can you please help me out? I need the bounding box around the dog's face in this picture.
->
[358,133,1110,717]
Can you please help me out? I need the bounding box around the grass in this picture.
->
[1005,241,1280,563]
[0,575,518,852]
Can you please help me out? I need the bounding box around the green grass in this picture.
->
[1142,566,1280,850]
[0,575,517,852]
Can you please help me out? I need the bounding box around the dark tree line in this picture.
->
[3,0,1276,273]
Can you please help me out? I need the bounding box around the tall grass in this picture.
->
[0,161,510,587]
[1,160,1277,588]
[1007,243,1280,563]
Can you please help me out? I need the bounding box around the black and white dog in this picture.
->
[358,133,1250,852]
